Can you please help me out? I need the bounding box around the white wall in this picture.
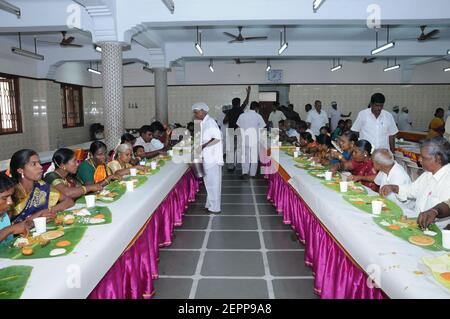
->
[54,62,93,87]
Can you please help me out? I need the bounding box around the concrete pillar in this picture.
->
[154,67,168,124]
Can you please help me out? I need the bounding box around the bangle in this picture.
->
[81,186,87,195]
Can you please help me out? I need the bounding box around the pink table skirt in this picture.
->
[267,171,385,299]
[88,169,200,299]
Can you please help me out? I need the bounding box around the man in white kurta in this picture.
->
[193,102,224,214]
[398,107,413,131]
[236,102,267,178]
[306,100,328,137]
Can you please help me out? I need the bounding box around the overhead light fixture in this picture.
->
[371,26,395,55]
[266,59,271,72]
[278,26,288,55]
[87,61,101,75]
[444,67,450,72]
[161,0,174,14]
[0,0,20,17]
[95,45,102,52]
[11,33,44,60]
[384,57,400,72]
[313,0,325,12]
[447,49,450,55]
[331,58,342,72]
[209,59,214,72]
[143,64,153,73]
[194,26,203,55]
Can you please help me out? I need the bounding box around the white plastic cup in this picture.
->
[139,160,146,166]
[442,230,450,249]
[168,150,173,157]
[151,161,157,170]
[85,195,96,208]
[371,200,383,215]
[33,217,46,235]
[278,142,282,146]
[325,171,333,181]
[339,181,348,193]
[295,147,300,153]
[130,168,137,176]
[125,180,134,192]
[293,151,299,158]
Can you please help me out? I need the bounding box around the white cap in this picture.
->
[401,106,408,112]
[331,101,337,106]
[393,105,399,111]
[192,102,209,112]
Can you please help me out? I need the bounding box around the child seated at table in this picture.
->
[299,132,318,154]
[0,173,31,245]
[133,145,145,162]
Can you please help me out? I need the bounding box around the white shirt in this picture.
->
[398,112,412,131]
[201,114,224,168]
[135,136,163,152]
[374,162,413,208]
[286,128,299,138]
[445,110,450,122]
[444,117,450,142]
[268,110,286,129]
[351,109,398,150]
[306,109,328,136]
[236,110,266,131]
[329,107,341,131]
[397,164,450,215]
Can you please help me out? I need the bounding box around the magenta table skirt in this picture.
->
[267,171,385,299]
[88,169,200,299]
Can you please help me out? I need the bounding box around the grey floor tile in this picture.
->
[211,216,258,230]
[207,231,260,249]
[260,216,292,230]
[221,204,256,215]
[158,251,200,276]
[164,230,205,249]
[201,251,265,276]
[272,279,318,299]
[177,215,210,230]
[252,180,268,187]
[195,279,269,299]
[263,231,302,250]
[223,180,250,187]
[221,194,254,204]
[153,278,193,299]
[267,251,312,276]
[222,188,254,195]
[255,204,278,215]
[254,194,269,203]
[222,175,247,181]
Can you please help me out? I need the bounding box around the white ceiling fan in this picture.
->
[223,26,268,43]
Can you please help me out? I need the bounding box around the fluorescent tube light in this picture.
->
[313,0,325,12]
[209,59,214,72]
[95,45,102,52]
[278,42,288,55]
[371,41,395,55]
[195,42,203,55]
[0,0,20,17]
[444,67,450,72]
[331,64,342,72]
[11,47,44,60]
[87,68,101,75]
[161,0,174,13]
[384,64,400,72]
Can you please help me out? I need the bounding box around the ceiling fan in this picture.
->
[229,58,256,64]
[362,57,376,64]
[223,26,268,43]
[36,31,83,48]
[396,25,440,42]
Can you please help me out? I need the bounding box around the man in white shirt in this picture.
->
[268,102,286,129]
[445,105,450,122]
[192,102,224,214]
[372,149,413,208]
[398,107,413,131]
[328,101,351,131]
[236,101,266,179]
[306,100,328,137]
[134,125,166,158]
[380,137,450,216]
[391,105,400,125]
[351,93,399,153]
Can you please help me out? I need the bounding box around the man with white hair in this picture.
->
[398,107,413,131]
[372,149,412,207]
[192,102,223,214]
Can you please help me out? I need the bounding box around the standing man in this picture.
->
[223,86,251,172]
[351,93,398,153]
[268,102,286,129]
[391,106,400,125]
[192,103,223,214]
[328,101,351,131]
[398,107,413,131]
[306,100,329,138]
[287,103,301,123]
[236,101,266,179]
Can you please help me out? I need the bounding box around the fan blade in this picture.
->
[426,29,440,38]
[243,36,268,41]
[61,43,83,48]
[223,32,238,39]
[36,39,61,45]
[228,39,241,43]
[239,61,256,64]
[122,61,135,66]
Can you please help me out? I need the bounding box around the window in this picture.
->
[0,75,22,135]
[61,84,84,128]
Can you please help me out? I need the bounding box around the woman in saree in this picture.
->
[107,144,149,176]
[9,149,74,224]
[76,141,121,185]
[329,131,358,170]
[427,108,445,138]
[44,148,104,199]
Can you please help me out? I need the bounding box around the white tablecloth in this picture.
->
[0,156,190,298]
[274,151,450,299]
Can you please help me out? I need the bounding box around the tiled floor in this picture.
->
[153,167,317,299]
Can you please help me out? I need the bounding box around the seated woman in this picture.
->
[0,173,30,245]
[109,133,137,162]
[298,132,318,154]
[76,141,121,185]
[343,140,379,192]
[331,120,345,140]
[107,144,149,176]
[329,131,358,169]
[9,149,74,223]
[319,126,331,137]
[44,148,104,199]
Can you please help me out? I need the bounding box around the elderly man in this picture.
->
[372,149,412,208]
[398,107,413,131]
[236,101,266,179]
[306,100,328,137]
[380,137,450,215]
[192,102,224,214]
[351,93,398,153]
